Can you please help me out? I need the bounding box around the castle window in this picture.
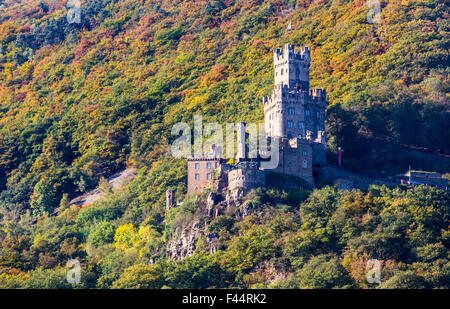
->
[316,111,320,119]
[288,107,295,115]
[195,163,199,169]
[298,121,304,129]
[206,162,211,169]
[305,109,310,117]
[195,173,200,180]
[302,150,308,157]
[207,173,211,180]
[287,120,293,129]
[317,125,320,132]
[302,160,308,168]
[281,69,283,75]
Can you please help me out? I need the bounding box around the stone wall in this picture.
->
[311,141,326,166]
[187,156,221,195]
[268,138,314,185]
[263,86,326,140]
[273,44,310,89]
[319,165,398,190]
[228,166,265,193]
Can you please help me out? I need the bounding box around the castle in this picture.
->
[185,44,327,201]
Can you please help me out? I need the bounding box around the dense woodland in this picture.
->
[0,0,449,288]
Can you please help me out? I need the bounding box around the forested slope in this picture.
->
[0,0,448,288]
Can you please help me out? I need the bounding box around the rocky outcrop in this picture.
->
[166,220,219,261]
[166,186,258,261]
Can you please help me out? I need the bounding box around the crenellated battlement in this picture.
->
[273,44,311,63]
[311,88,326,100]
[273,44,311,90]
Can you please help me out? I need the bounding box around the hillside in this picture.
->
[0,0,449,289]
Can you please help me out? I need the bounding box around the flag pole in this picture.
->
[285,20,293,45]
[290,24,292,45]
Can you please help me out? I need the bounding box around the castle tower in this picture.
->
[273,44,310,90]
[263,44,327,142]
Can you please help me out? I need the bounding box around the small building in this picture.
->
[187,145,222,195]
[398,170,448,189]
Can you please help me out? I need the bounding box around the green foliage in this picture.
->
[291,254,354,289]
[77,201,124,228]
[163,252,230,289]
[208,216,234,234]
[0,0,448,290]
[378,270,426,289]
[111,264,165,289]
[88,221,116,247]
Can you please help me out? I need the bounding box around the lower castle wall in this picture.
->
[271,143,314,185]
[319,165,397,190]
[311,143,326,166]
[228,168,265,192]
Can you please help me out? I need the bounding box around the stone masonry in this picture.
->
[186,44,327,196]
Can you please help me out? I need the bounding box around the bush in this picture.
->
[293,255,354,289]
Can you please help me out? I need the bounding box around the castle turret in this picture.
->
[273,44,310,90]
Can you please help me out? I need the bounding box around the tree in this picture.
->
[294,254,354,289]
[88,221,115,247]
[114,224,138,251]
[111,264,165,289]
[379,270,426,289]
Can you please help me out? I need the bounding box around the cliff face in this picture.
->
[166,220,219,261]
[166,190,253,261]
